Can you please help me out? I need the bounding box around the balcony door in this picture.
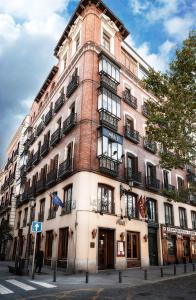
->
[147,163,156,183]
[98,228,114,270]
[127,154,138,178]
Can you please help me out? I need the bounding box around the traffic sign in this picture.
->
[31,221,42,233]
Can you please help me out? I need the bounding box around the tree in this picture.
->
[0,219,13,260]
[143,31,196,170]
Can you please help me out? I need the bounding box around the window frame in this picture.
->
[98,184,114,215]
[164,203,174,226]
[179,207,187,228]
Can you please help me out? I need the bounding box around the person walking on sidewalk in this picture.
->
[35,249,44,274]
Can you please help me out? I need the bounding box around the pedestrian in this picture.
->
[35,249,44,274]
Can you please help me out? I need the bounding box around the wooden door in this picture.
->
[148,227,158,266]
[98,229,114,270]
[127,231,141,267]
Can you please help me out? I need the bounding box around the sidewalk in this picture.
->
[1,260,196,288]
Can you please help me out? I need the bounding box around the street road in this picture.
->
[0,274,195,299]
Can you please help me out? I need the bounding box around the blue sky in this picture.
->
[0,0,195,167]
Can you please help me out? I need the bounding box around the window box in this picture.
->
[50,128,61,147]
[125,126,140,144]
[123,90,137,109]
[54,94,65,113]
[143,138,157,154]
[62,113,77,135]
[66,75,79,98]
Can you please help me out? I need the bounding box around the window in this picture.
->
[164,203,173,225]
[146,163,157,183]
[177,177,184,190]
[69,102,75,115]
[127,154,139,177]
[63,185,72,214]
[98,87,121,118]
[163,170,169,189]
[99,55,120,82]
[97,127,123,161]
[98,184,114,214]
[45,231,53,258]
[179,207,187,228]
[39,199,45,221]
[66,143,73,166]
[127,232,140,260]
[75,33,80,52]
[103,31,110,51]
[146,198,157,223]
[23,208,28,227]
[138,64,148,80]
[125,193,138,219]
[63,53,67,70]
[191,211,196,229]
[167,236,176,256]
[121,48,137,75]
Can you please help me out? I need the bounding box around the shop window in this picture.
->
[164,203,174,226]
[125,193,138,219]
[146,198,157,223]
[191,211,196,229]
[167,236,176,256]
[63,185,72,214]
[99,55,120,83]
[103,31,111,52]
[179,207,187,228]
[98,87,121,118]
[98,184,114,214]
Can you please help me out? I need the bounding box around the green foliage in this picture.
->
[143,31,196,169]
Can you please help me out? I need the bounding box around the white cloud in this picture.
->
[129,0,149,14]
[147,0,179,22]
[0,14,20,54]
[164,15,194,41]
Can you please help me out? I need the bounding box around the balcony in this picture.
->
[190,193,196,205]
[126,169,142,185]
[99,155,119,177]
[28,185,36,198]
[44,108,53,125]
[143,138,157,154]
[162,184,176,198]
[62,113,77,135]
[123,90,137,109]
[38,211,44,222]
[100,72,118,93]
[48,207,56,220]
[142,104,149,117]
[36,178,46,194]
[26,158,33,172]
[20,165,26,178]
[177,188,190,203]
[46,169,57,187]
[54,94,65,113]
[21,191,29,203]
[32,150,40,165]
[36,122,44,136]
[22,140,30,155]
[146,176,160,192]
[58,159,72,180]
[29,133,36,145]
[66,75,79,98]
[50,128,61,147]
[99,109,119,131]
[125,126,140,144]
[41,139,50,157]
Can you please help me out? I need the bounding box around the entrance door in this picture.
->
[127,231,140,267]
[98,229,114,270]
[183,237,191,263]
[148,227,158,265]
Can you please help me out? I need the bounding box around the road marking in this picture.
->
[6,279,36,291]
[29,281,57,288]
[0,284,14,295]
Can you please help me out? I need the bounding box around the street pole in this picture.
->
[31,232,37,280]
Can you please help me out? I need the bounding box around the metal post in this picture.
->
[184,264,187,273]
[193,264,195,272]
[31,232,37,280]
[160,267,163,277]
[53,260,57,282]
[174,264,176,276]
[85,271,89,283]
[119,271,122,283]
[144,269,147,280]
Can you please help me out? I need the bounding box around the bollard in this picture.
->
[119,271,122,283]
[53,264,56,283]
[85,271,89,284]
[174,264,176,276]
[193,264,195,272]
[184,264,187,273]
[160,267,163,278]
[144,269,147,280]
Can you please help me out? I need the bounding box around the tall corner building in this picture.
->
[2,0,196,271]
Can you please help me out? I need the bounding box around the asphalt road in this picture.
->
[0,274,196,300]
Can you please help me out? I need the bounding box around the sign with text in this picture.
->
[162,225,196,237]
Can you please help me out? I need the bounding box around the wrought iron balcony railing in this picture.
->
[146,176,160,192]
[54,94,65,113]
[29,133,36,145]
[46,169,57,186]
[123,90,137,109]
[36,121,44,136]
[32,150,40,165]
[126,169,142,185]
[48,207,56,220]
[66,75,79,98]
[99,155,119,177]
[50,128,61,147]
[62,113,77,135]
[99,109,119,131]
[26,157,33,172]
[36,178,46,194]
[125,126,140,144]
[40,139,50,157]
[44,108,53,125]
[58,159,73,180]
[27,185,36,198]
[143,138,157,154]
[99,72,118,93]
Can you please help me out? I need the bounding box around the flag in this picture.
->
[137,195,146,218]
[51,193,64,208]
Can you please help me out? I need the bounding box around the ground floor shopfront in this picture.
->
[161,225,196,265]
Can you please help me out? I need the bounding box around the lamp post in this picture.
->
[24,198,35,273]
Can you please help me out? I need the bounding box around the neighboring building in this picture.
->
[0,116,30,260]
[7,0,196,271]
